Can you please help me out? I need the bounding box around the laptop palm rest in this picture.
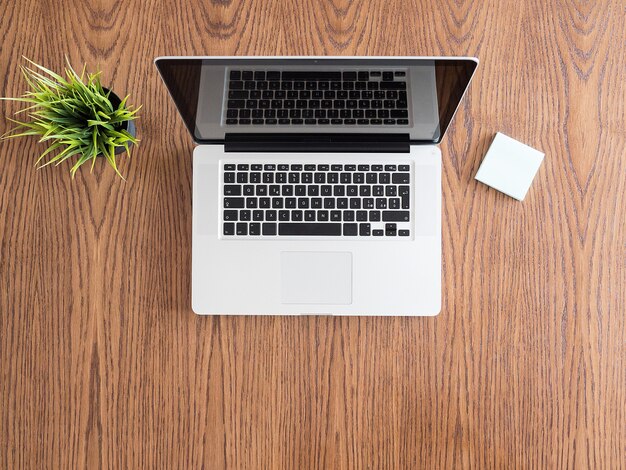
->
[280,252,352,305]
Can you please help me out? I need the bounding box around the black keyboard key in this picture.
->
[292,210,303,221]
[369,211,381,222]
[240,210,251,221]
[266,210,277,221]
[382,71,394,81]
[229,81,244,90]
[331,164,343,171]
[356,210,368,221]
[260,197,270,208]
[230,70,241,80]
[392,173,410,184]
[253,210,263,221]
[373,229,384,236]
[399,186,410,209]
[223,210,238,221]
[279,210,290,221]
[279,223,341,236]
[331,210,342,221]
[359,223,371,236]
[380,81,406,90]
[358,164,370,171]
[389,198,400,209]
[249,223,261,235]
[343,223,358,236]
[236,223,247,236]
[305,210,316,221]
[399,164,410,171]
[285,197,297,208]
[223,185,241,195]
[228,90,247,99]
[246,198,258,209]
[317,210,329,221]
[343,210,355,221]
[390,109,409,118]
[382,211,410,222]
[224,197,245,208]
[399,230,410,237]
[379,173,390,184]
[343,71,357,81]
[223,223,235,235]
[267,71,280,80]
[363,198,374,209]
[263,223,277,235]
[385,223,397,236]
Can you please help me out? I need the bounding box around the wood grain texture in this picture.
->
[1,0,624,468]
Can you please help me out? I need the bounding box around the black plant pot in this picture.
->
[103,87,136,155]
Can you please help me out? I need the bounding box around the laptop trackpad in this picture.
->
[280,252,352,305]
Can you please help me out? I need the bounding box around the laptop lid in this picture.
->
[155,56,477,147]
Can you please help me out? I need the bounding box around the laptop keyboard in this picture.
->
[225,70,409,126]
[221,163,411,237]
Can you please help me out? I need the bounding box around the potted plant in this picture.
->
[1,57,140,178]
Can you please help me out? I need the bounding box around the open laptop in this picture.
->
[155,57,478,315]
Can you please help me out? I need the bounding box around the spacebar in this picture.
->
[279,223,341,236]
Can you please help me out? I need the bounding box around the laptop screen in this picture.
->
[155,57,477,145]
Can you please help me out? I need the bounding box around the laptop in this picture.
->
[155,56,478,315]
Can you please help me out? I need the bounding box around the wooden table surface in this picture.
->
[1,0,625,468]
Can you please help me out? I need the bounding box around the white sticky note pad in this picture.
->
[475,132,544,201]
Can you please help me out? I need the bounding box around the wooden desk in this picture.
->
[1,1,624,468]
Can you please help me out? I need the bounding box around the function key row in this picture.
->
[224,164,410,172]
[229,70,407,81]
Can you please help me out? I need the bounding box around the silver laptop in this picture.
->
[155,56,477,315]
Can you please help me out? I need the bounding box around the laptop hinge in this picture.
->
[224,133,410,153]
